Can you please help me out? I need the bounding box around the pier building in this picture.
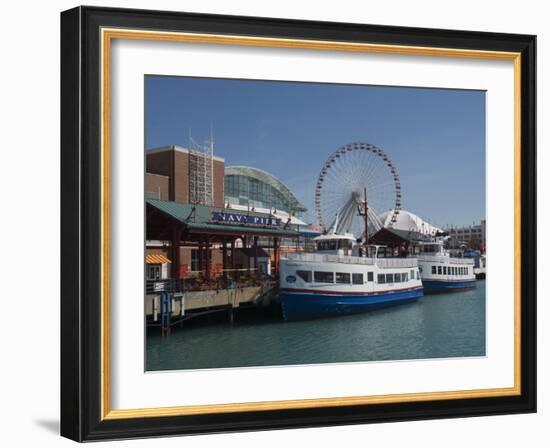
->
[144,144,313,330]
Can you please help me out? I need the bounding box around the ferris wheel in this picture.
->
[314,142,401,238]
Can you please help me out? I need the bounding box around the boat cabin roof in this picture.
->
[313,233,356,242]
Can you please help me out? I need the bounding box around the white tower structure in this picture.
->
[188,131,214,206]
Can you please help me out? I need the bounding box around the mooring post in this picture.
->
[228,305,234,325]
[160,292,172,337]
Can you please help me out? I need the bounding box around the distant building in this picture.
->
[446,220,486,251]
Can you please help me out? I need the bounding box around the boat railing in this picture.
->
[376,258,418,269]
[418,255,475,265]
[285,252,374,265]
[285,252,418,268]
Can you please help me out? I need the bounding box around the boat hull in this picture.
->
[422,279,477,294]
[279,286,424,321]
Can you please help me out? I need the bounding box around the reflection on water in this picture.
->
[146,280,485,371]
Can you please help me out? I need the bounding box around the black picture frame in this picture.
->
[61,5,536,442]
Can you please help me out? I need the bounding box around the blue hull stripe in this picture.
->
[422,279,477,294]
[280,287,424,321]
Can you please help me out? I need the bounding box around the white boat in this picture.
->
[279,233,423,320]
[474,254,486,279]
[416,239,476,293]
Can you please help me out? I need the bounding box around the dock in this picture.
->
[146,278,278,335]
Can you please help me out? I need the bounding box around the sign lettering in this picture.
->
[211,211,282,227]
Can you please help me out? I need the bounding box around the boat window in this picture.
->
[432,265,436,274]
[416,271,420,280]
[353,273,364,284]
[337,239,351,250]
[314,271,334,283]
[296,270,312,283]
[386,273,394,283]
[443,266,447,275]
[377,274,386,284]
[404,273,408,282]
[317,240,337,251]
[419,266,423,273]
[437,266,442,275]
[367,272,373,282]
[410,269,414,279]
[336,272,351,284]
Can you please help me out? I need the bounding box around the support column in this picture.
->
[205,236,211,281]
[244,236,250,276]
[230,239,236,281]
[273,237,279,275]
[253,236,259,277]
[222,237,228,280]
[170,225,180,279]
[198,239,204,280]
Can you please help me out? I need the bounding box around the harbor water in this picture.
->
[146,280,485,371]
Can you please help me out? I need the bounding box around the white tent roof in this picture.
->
[379,209,441,235]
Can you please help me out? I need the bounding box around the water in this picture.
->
[146,280,485,371]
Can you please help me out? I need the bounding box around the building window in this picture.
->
[296,270,312,282]
[336,272,351,284]
[191,249,200,272]
[147,264,161,280]
[314,271,334,283]
[377,274,386,284]
[351,273,364,285]
[367,272,373,282]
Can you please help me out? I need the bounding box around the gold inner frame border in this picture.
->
[99,27,522,420]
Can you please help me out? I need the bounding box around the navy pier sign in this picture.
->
[211,211,282,227]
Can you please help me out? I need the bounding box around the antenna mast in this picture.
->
[357,187,369,251]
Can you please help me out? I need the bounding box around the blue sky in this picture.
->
[146,76,485,228]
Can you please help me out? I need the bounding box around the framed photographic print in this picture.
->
[60,6,536,441]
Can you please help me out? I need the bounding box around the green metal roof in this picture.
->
[147,199,301,237]
[225,166,307,212]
